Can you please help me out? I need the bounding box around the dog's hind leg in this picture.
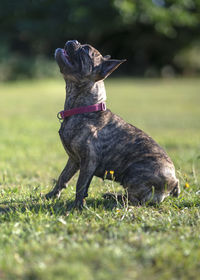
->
[45,158,79,199]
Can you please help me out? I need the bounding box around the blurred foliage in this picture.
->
[174,42,200,74]
[0,0,200,80]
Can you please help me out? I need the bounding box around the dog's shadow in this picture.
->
[0,194,124,216]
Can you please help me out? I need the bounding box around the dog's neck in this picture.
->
[64,80,107,110]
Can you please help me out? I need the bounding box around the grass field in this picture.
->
[0,78,200,279]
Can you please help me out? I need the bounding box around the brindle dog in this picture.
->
[46,40,180,208]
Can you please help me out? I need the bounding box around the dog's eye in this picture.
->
[82,46,96,58]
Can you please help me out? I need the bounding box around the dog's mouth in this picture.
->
[62,49,70,63]
[54,48,73,71]
[55,40,81,70]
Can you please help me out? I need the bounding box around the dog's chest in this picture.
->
[58,117,97,159]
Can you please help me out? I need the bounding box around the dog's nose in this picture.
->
[65,40,80,51]
[73,40,79,45]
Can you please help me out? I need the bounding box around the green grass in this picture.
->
[0,78,200,280]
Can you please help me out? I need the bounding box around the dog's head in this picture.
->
[55,40,126,82]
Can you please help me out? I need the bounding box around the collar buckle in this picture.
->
[57,111,63,122]
[101,102,106,111]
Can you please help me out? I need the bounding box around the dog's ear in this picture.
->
[94,59,126,81]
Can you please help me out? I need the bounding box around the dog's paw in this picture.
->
[73,199,86,211]
[45,190,61,200]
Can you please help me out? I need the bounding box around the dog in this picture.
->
[45,40,180,208]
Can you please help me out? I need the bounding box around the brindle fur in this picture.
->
[46,40,180,208]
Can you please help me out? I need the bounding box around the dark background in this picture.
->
[0,0,200,80]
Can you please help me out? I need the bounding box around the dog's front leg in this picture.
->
[45,158,79,199]
[74,161,96,209]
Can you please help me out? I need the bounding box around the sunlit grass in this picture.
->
[0,78,200,279]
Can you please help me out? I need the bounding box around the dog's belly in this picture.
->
[94,152,173,184]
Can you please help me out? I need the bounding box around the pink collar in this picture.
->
[57,102,106,120]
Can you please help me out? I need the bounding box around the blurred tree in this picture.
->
[0,0,200,79]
